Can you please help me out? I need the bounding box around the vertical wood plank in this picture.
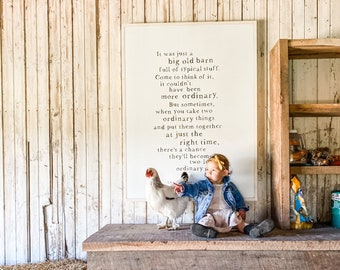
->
[318,0,330,38]
[253,0,268,222]
[292,0,305,38]
[109,0,124,225]
[133,0,145,23]
[279,0,292,38]
[242,0,254,20]
[306,0,319,223]
[145,0,157,22]
[121,0,137,225]
[157,0,170,22]
[84,0,99,238]
[217,0,230,21]
[36,0,51,262]
[2,0,27,264]
[2,1,16,262]
[205,0,217,21]
[25,0,39,263]
[121,0,137,226]
[13,0,27,263]
[267,0,280,50]
[241,0,257,221]
[16,1,52,263]
[330,0,340,37]
[60,0,75,258]
[304,0,317,39]
[97,0,112,228]
[193,0,205,22]
[181,0,194,21]
[134,0,152,225]
[270,39,291,229]
[0,0,4,265]
[73,0,87,260]
[48,0,64,260]
[316,0,332,222]
[169,0,181,21]
[229,0,242,20]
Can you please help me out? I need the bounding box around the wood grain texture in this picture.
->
[87,250,340,270]
[290,104,340,117]
[269,39,290,229]
[83,224,340,252]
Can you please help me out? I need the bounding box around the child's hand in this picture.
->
[173,183,184,194]
[238,209,246,220]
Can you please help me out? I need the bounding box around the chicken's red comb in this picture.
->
[145,168,153,177]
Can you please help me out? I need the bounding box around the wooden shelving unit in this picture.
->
[270,38,340,229]
[290,166,340,175]
[289,104,340,117]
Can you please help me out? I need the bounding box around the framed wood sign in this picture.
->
[123,21,257,200]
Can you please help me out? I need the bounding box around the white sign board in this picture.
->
[123,22,257,200]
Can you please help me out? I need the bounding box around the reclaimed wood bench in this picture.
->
[83,224,340,269]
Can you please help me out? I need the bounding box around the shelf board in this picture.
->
[288,39,340,59]
[290,166,340,175]
[289,104,340,117]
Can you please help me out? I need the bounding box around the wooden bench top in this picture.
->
[83,224,340,252]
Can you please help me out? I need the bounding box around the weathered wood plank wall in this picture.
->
[0,0,340,266]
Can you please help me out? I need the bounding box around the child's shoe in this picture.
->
[191,223,217,238]
[249,219,275,238]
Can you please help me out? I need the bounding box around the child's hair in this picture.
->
[206,153,230,171]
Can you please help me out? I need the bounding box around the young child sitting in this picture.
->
[174,153,275,238]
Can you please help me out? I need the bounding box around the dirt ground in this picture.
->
[0,260,87,270]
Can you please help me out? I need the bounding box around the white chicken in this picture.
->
[145,168,189,230]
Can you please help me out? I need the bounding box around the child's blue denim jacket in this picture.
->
[178,175,249,222]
